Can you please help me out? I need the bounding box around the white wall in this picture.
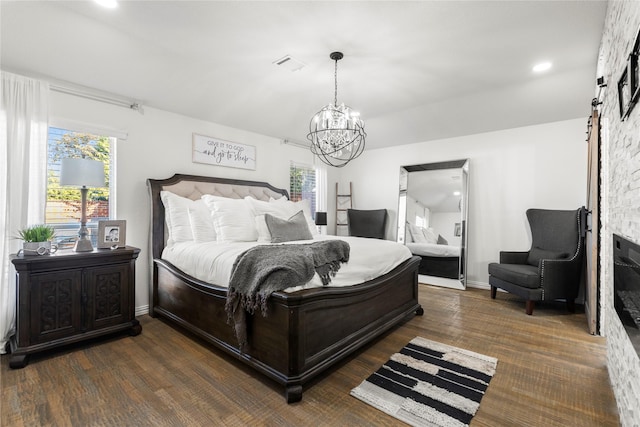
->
[430,212,461,247]
[335,118,587,287]
[48,90,587,300]
[50,91,340,312]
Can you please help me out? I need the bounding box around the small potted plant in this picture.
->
[17,225,58,256]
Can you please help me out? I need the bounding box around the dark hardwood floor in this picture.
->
[1,285,620,426]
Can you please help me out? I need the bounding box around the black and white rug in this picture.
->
[351,337,498,427]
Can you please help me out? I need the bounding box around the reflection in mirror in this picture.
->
[398,159,469,290]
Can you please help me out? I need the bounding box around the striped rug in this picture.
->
[351,337,498,427]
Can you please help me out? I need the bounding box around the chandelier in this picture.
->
[307,52,366,168]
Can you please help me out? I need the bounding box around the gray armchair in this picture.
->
[488,208,585,315]
[347,209,387,239]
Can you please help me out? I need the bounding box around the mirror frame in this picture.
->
[398,159,469,289]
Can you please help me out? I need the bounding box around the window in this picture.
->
[46,127,115,248]
[289,162,326,220]
[415,206,430,228]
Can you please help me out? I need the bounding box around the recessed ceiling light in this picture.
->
[533,62,552,73]
[453,191,461,196]
[95,0,118,8]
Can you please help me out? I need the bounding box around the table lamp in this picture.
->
[315,211,327,234]
[60,158,106,252]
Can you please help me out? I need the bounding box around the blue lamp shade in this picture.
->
[60,158,105,188]
[315,212,328,226]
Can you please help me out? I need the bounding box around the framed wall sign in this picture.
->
[192,133,256,170]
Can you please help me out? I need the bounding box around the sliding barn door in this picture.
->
[585,108,600,335]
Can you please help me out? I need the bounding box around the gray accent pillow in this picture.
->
[527,246,570,266]
[265,210,314,243]
[437,235,448,245]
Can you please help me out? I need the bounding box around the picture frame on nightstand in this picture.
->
[97,220,126,248]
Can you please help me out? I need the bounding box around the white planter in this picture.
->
[22,241,58,256]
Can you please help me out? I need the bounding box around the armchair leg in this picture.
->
[525,300,534,315]
[491,286,497,299]
[566,300,576,313]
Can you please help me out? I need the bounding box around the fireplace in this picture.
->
[613,234,640,354]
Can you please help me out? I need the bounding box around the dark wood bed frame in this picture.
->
[147,174,422,403]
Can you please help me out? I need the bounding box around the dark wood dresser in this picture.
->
[9,246,141,368]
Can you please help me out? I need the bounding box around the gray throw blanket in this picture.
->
[226,240,350,351]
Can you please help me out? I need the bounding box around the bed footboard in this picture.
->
[152,255,421,402]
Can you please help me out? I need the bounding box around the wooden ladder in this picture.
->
[336,182,352,236]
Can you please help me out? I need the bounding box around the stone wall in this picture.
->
[596,1,640,425]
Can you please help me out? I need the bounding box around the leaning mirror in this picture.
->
[398,159,469,290]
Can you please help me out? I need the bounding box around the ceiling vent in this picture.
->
[273,55,305,72]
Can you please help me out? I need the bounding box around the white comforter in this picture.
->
[405,242,460,257]
[161,235,413,292]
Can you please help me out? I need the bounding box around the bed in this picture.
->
[147,174,422,403]
[405,223,461,279]
[405,242,461,279]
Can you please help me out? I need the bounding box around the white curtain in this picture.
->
[0,72,49,353]
[315,165,327,212]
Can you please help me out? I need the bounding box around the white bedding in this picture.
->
[405,242,460,257]
[162,234,412,292]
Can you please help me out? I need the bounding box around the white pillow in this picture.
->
[409,224,427,243]
[269,196,289,204]
[188,207,217,243]
[202,195,257,242]
[405,222,414,243]
[423,227,439,244]
[254,215,272,243]
[246,197,294,217]
[266,197,318,236]
[160,191,203,245]
[246,197,300,242]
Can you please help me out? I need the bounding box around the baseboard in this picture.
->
[135,305,149,317]
[419,279,490,291]
[134,284,490,315]
[467,281,490,290]
[419,274,465,290]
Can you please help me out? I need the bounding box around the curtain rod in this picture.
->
[282,139,310,149]
[50,84,144,114]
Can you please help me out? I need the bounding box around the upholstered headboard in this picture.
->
[147,174,289,260]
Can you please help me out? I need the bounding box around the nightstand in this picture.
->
[9,246,141,368]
